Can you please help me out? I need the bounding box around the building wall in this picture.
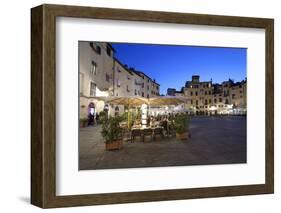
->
[151,82,160,96]
[79,41,114,97]
[133,71,160,98]
[79,41,115,118]
[114,60,134,97]
[113,59,135,115]
[184,80,213,114]
[132,72,144,97]
[184,76,247,115]
[79,41,160,119]
[229,82,247,108]
[167,88,176,96]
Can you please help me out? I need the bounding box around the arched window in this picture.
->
[114,106,119,117]
[104,104,109,111]
[225,99,229,104]
[87,102,95,126]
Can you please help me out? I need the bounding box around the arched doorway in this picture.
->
[104,104,109,118]
[115,106,119,117]
[88,102,95,126]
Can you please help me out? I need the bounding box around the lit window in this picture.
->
[90,82,96,96]
[116,79,120,87]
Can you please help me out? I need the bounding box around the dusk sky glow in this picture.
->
[111,43,247,95]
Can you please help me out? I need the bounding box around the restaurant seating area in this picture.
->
[121,114,177,143]
[89,96,189,145]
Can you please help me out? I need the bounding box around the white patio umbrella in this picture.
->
[94,96,187,106]
[93,96,188,127]
[93,96,149,128]
[93,96,148,106]
[148,96,188,106]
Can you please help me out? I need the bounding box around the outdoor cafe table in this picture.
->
[131,126,164,142]
[131,126,164,130]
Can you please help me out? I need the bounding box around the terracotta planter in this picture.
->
[176,132,190,141]
[105,140,123,150]
[79,120,87,128]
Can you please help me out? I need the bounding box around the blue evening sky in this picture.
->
[111,43,247,95]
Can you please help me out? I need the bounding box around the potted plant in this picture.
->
[79,117,88,128]
[101,116,123,150]
[174,114,190,140]
[98,111,107,124]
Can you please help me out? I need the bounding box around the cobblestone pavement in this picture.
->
[79,116,246,170]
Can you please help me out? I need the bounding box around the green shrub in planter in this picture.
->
[174,114,190,140]
[99,111,107,124]
[101,116,123,144]
[79,117,88,127]
[174,114,189,133]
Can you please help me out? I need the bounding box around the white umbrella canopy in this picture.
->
[93,96,148,128]
[94,96,148,106]
[148,96,188,106]
[92,96,188,128]
[94,96,188,106]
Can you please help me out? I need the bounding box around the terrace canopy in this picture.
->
[94,96,188,127]
[94,96,187,106]
[94,96,148,106]
[148,96,187,106]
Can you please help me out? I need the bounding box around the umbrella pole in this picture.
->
[127,104,130,129]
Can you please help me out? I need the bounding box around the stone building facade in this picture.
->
[168,75,247,115]
[79,41,160,119]
[133,70,160,98]
[184,75,247,115]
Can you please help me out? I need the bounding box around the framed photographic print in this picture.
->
[31,4,274,208]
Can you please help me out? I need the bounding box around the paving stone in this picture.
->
[79,116,246,170]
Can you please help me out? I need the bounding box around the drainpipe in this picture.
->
[113,59,115,96]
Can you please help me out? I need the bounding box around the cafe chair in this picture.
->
[142,128,153,142]
[153,127,164,140]
[131,129,142,143]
